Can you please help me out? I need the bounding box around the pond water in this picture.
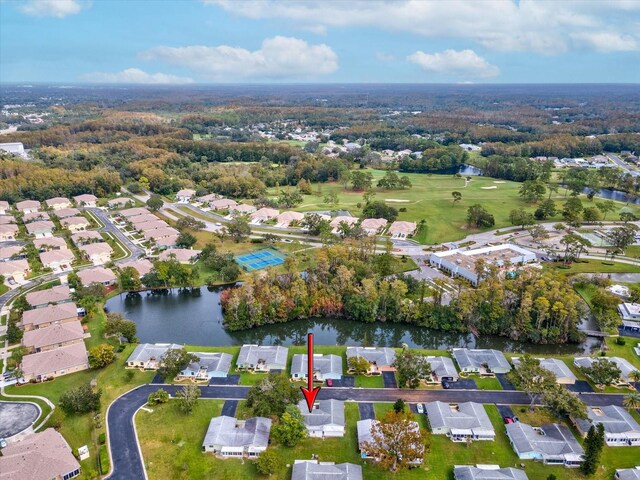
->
[581,187,640,205]
[431,164,484,176]
[105,287,600,354]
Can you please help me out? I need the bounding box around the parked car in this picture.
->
[416,403,424,414]
[0,438,7,449]
[504,417,514,424]
[442,381,451,389]
[326,379,333,387]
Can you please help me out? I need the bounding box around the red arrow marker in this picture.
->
[300,332,321,413]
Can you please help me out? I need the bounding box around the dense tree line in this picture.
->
[398,143,468,173]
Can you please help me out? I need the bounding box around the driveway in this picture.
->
[495,405,515,420]
[358,402,375,420]
[382,371,397,388]
[495,374,516,391]
[220,400,238,417]
[330,376,354,388]
[566,381,594,393]
[448,378,477,390]
[208,375,240,386]
[0,401,40,438]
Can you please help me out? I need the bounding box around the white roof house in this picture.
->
[178,352,233,380]
[0,259,30,282]
[291,460,362,480]
[453,465,528,480]
[107,197,134,209]
[573,405,640,446]
[16,199,41,213]
[76,267,116,287]
[129,214,161,226]
[298,399,345,438]
[202,416,272,458]
[0,214,14,224]
[425,401,495,442]
[619,303,640,322]
[119,258,154,277]
[512,357,576,384]
[506,422,583,467]
[33,236,68,250]
[22,211,50,223]
[388,221,417,239]
[45,197,72,210]
[61,216,90,232]
[54,207,82,219]
[0,200,8,214]
[25,220,55,238]
[117,207,150,218]
[0,245,23,261]
[291,354,343,381]
[135,220,170,232]
[616,468,640,480]
[452,348,511,374]
[275,211,305,228]
[210,198,238,210]
[360,218,388,235]
[229,203,257,215]
[249,207,279,224]
[79,242,113,265]
[0,223,18,241]
[425,356,459,382]
[574,357,639,384]
[236,344,288,371]
[159,248,201,264]
[346,346,396,373]
[142,226,179,241]
[126,343,182,369]
[39,248,75,271]
[71,230,102,245]
[176,188,196,203]
[73,194,98,207]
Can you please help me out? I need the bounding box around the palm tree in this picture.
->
[630,370,640,384]
[623,392,640,411]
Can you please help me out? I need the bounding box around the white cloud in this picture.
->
[140,36,338,80]
[20,0,86,18]
[204,0,640,54]
[298,24,327,36]
[571,32,639,52]
[82,68,194,85]
[408,49,499,78]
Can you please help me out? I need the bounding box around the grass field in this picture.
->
[546,259,640,274]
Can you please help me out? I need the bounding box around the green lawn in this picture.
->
[546,259,640,274]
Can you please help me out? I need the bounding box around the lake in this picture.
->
[105,287,600,354]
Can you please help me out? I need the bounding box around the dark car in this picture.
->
[442,381,451,389]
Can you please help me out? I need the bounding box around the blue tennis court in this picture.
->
[236,249,285,271]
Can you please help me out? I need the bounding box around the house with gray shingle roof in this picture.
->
[178,352,233,380]
[573,405,640,446]
[425,401,495,442]
[346,346,396,374]
[202,416,271,458]
[236,344,288,372]
[291,354,342,381]
[425,355,459,383]
[453,465,528,480]
[505,422,583,467]
[512,357,576,384]
[574,356,639,385]
[452,348,511,374]
[21,342,89,382]
[616,467,640,480]
[291,460,362,480]
[298,399,345,438]
[126,343,182,370]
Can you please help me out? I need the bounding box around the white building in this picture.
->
[202,416,272,458]
[176,189,196,203]
[298,399,345,438]
[0,141,27,158]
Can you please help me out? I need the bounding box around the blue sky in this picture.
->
[1,0,639,84]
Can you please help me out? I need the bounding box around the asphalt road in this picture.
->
[106,383,628,480]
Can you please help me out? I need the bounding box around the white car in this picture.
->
[416,403,424,414]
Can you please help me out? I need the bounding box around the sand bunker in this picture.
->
[493,181,506,184]
[481,186,498,190]
[385,199,410,203]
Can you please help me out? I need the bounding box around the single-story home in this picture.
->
[229,204,257,215]
[21,342,89,382]
[512,357,576,384]
[360,218,388,236]
[25,220,55,238]
[33,236,68,251]
[119,258,154,277]
[298,399,345,438]
[0,245,23,261]
[453,465,528,480]
[0,428,81,480]
[39,248,75,271]
[249,207,279,225]
[79,242,113,265]
[71,230,103,245]
[128,214,161,226]
[126,343,182,369]
[236,344,288,372]
[291,460,362,480]
[573,405,640,446]
[76,267,117,287]
[452,348,511,374]
[425,401,495,442]
[346,346,396,374]
[202,416,272,458]
[142,226,180,241]
[210,198,238,211]
[290,354,342,381]
[357,418,423,464]
[425,356,459,383]
[0,223,18,241]
[155,235,180,249]
[330,215,358,234]
[275,211,305,228]
[117,207,150,219]
[197,193,220,203]
[178,352,233,381]
[574,357,639,385]
[22,320,85,353]
[25,284,72,308]
[0,200,8,215]
[616,468,640,480]
[388,221,417,239]
[619,303,640,322]
[0,259,30,283]
[61,216,91,232]
[45,197,72,210]
[0,214,15,224]
[73,193,98,207]
[23,211,50,223]
[506,422,584,467]
[16,199,41,214]
[159,248,201,264]
[134,219,169,232]
[54,207,82,219]
[107,197,134,209]
[176,188,196,203]
[21,302,79,331]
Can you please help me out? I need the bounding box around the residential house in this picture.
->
[229,204,257,215]
[155,235,180,249]
[22,302,78,331]
[33,236,67,251]
[425,401,495,442]
[616,468,640,480]
[134,219,169,232]
[425,356,459,383]
[298,399,345,438]
[512,357,576,384]
[330,215,358,234]
[107,197,134,209]
[16,199,41,214]
[0,142,27,158]
[506,422,583,466]
[176,188,196,203]
[388,221,417,239]
[275,211,305,228]
[54,207,82,219]
[357,418,423,463]
[71,230,102,245]
[291,460,362,480]
[202,416,272,458]
[128,214,162,227]
[22,211,50,223]
[574,357,639,385]
[142,226,180,241]
[346,346,396,374]
[360,218,388,236]
[573,405,640,446]
[61,216,91,232]
[0,245,23,261]
[249,207,279,225]
[117,207,150,219]
[197,193,221,203]
[236,344,288,372]
[0,214,15,224]
[126,343,182,369]
[25,284,72,308]
[0,428,81,480]
[45,197,71,210]
[159,248,201,264]
[21,342,89,382]
[0,259,30,283]
[210,198,238,211]
[73,194,98,207]
[22,321,84,353]
[119,258,154,277]
[25,220,55,238]
[79,242,113,265]
[76,267,116,287]
[0,223,18,241]
[453,465,528,480]
[290,354,343,381]
[39,248,75,271]
[452,348,511,374]
[619,302,640,323]
[0,200,8,214]
[178,352,233,381]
